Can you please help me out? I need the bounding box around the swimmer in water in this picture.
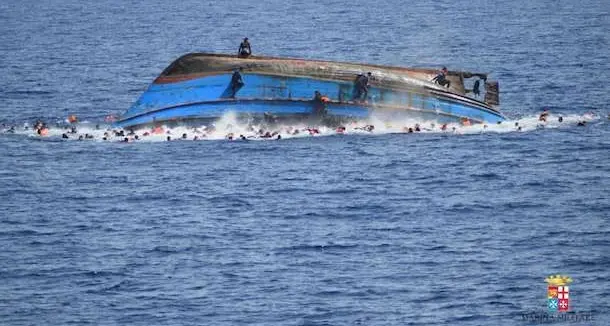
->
[355,125,374,132]
[182,133,188,139]
[539,108,549,122]
[167,136,171,141]
[558,116,563,123]
[38,127,49,136]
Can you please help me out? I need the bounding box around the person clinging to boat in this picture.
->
[238,37,252,58]
[312,90,330,116]
[230,67,245,98]
[432,67,451,88]
[353,72,372,102]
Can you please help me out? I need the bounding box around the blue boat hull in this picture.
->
[116,54,505,129]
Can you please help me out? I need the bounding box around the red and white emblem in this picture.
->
[557,286,569,312]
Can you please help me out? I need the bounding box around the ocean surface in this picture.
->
[1,0,609,325]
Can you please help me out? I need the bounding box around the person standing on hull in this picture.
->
[238,37,252,58]
[432,66,451,88]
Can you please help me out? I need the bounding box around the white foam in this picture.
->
[0,111,602,143]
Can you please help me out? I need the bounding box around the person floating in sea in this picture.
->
[238,37,252,58]
[34,120,49,136]
[432,67,451,88]
[539,108,550,122]
[230,68,245,98]
[355,124,375,132]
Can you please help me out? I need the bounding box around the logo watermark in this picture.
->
[520,275,594,323]
[545,275,572,312]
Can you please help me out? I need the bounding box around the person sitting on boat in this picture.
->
[230,68,244,98]
[238,37,252,58]
[432,67,451,88]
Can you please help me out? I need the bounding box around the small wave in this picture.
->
[278,243,359,252]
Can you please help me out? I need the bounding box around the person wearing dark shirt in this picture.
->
[230,68,244,98]
[312,90,329,116]
[238,38,252,58]
[353,72,372,101]
[432,67,451,88]
[353,74,364,100]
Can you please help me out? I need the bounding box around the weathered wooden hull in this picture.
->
[115,53,505,129]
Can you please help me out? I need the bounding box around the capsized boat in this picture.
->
[115,53,504,129]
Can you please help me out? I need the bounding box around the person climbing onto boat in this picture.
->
[238,38,252,58]
[353,74,364,100]
[312,90,329,116]
[353,72,372,101]
[230,68,244,98]
[432,67,451,88]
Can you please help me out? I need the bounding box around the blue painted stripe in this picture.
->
[119,73,505,128]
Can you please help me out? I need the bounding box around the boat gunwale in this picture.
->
[161,52,489,79]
